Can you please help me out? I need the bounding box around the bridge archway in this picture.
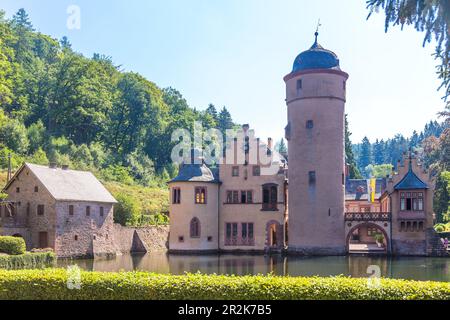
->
[346,222,390,254]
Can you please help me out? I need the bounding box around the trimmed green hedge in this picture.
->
[0,252,55,270]
[0,269,448,300]
[0,236,26,255]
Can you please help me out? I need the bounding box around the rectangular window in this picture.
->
[172,188,181,204]
[306,120,314,129]
[100,206,104,217]
[34,186,38,192]
[252,166,260,176]
[226,223,232,239]
[296,79,302,95]
[247,191,253,203]
[86,206,91,216]
[225,223,239,246]
[400,192,424,211]
[418,198,423,211]
[195,187,206,204]
[232,166,239,177]
[241,222,254,245]
[233,191,239,204]
[69,205,74,216]
[242,223,247,239]
[178,236,184,243]
[37,205,44,216]
[308,171,316,185]
[16,187,20,193]
[241,191,246,204]
[226,191,233,204]
[400,198,406,211]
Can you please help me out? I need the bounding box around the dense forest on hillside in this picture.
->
[0,9,238,224]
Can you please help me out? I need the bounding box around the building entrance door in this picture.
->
[39,232,48,248]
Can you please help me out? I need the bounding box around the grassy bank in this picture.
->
[0,252,55,270]
[0,269,448,300]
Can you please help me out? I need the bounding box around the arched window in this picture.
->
[190,217,201,238]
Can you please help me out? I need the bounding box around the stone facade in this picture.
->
[1,163,118,258]
[284,68,348,255]
[168,130,288,253]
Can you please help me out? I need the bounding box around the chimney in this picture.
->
[267,137,273,150]
[62,164,69,170]
[49,162,57,169]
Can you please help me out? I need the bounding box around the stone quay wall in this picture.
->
[112,224,169,254]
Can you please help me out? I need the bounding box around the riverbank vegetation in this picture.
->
[0,237,55,269]
[0,252,55,270]
[0,269,448,300]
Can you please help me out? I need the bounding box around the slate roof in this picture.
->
[292,32,340,73]
[394,162,428,190]
[170,163,220,183]
[4,163,117,203]
[345,178,386,201]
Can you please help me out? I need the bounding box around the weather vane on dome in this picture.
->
[315,19,322,41]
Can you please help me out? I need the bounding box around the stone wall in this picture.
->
[113,224,169,254]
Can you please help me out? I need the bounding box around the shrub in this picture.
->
[0,252,55,270]
[0,270,448,300]
[114,193,141,226]
[0,236,26,255]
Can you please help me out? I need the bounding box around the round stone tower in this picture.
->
[285,32,348,255]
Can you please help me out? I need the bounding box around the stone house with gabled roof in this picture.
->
[0,163,118,258]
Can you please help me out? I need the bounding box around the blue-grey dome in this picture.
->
[292,33,340,73]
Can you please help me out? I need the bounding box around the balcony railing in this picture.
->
[345,212,391,222]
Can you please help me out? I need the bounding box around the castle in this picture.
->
[0,33,446,258]
[168,33,446,256]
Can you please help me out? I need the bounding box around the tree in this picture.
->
[11,8,34,30]
[217,107,234,133]
[114,193,141,226]
[358,137,372,177]
[373,139,385,165]
[367,0,450,102]
[205,104,218,124]
[275,138,288,155]
[345,115,362,179]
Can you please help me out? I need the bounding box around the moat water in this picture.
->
[57,252,450,282]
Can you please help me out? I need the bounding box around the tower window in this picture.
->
[69,205,74,216]
[308,171,316,185]
[306,120,314,129]
[172,187,181,204]
[190,217,201,238]
[195,187,207,204]
[296,79,302,95]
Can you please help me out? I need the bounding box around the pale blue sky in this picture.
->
[0,0,445,143]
